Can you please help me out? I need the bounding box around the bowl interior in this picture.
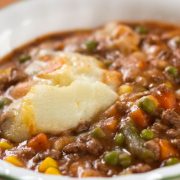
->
[0,0,180,57]
[0,0,180,179]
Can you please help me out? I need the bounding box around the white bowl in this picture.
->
[0,0,180,179]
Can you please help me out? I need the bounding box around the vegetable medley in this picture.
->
[0,21,179,177]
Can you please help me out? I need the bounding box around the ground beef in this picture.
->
[0,68,27,91]
[94,159,111,174]
[74,122,90,134]
[162,109,180,128]
[166,129,180,138]
[173,49,180,67]
[68,159,93,177]
[63,137,103,156]
[63,142,87,154]
[131,91,150,100]
[146,69,166,85]
[170,139,180,150]
[60,153,80,175]
[110,54,145,82]
[157,50,172,61]
[151,122,168,137]
[53,136,75,151]
[5,146,35,160]
[145,139,160,160]
[44,149,61,160]
[10,68,27,83]
[81,169,103,177]
[120,163,152,174]
[151,84,170,95]
[104,100,128,117]
[86,138,103,155]
[31,149,61,163]
[9,69,27,89]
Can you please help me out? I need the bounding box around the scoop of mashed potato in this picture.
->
[1,52,120,142]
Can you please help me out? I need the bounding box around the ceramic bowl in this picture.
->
[0,0,179,179]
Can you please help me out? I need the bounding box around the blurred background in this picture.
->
[0,0,18,8]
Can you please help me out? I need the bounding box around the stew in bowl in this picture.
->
[0,21,179,178]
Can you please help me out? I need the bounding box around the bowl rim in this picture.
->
[0,0,180,179]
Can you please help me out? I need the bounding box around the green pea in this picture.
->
[114,133,125,146]
[140,129,154,140]
[104,151,120,166]
[138,96,157,114]
[85,40,98,52]
[165,66,178,78]
[0,101,4,109]
[104,59,112,67]
[174,36,180,47]
[119,153,132,168]
[18,54,31,63]
[164,157,180,166]
[135,26,149,35]
[0,97,12,109]
[91,127,105,139]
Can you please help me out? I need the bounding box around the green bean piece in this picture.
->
[138,96,157,114]
[104,151,120,166]
[91,127,106,139]
[121,118,155,162]
[0,101,4,109]
[165,66,179,78]
[85,40,98,52]
[18,54,31,63]
[170,36,180,48]
[174,36,180,47]
[164,157,180,166]
[175,38,180,47]
[114,133,125,146]
[0,97,12,109]
[135,25,149,35]
[140,129,154,140]
[119,152,132,167]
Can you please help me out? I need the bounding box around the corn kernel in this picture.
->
[0,141,13,150]
[38,157,58,172]
[0,68,11,76]
[4,156,24,167]
[118,85,133,95]
[148,95,159,107]
[45,167,61,175]
[165,82,173,89]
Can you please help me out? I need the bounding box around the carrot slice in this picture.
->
[28,133,50,152]
[130,108,149,128]
[159,139,178,160]
[11,81,32,99]
[103,118,118,133]
[42,59,65,74]
[156,91,176,109]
